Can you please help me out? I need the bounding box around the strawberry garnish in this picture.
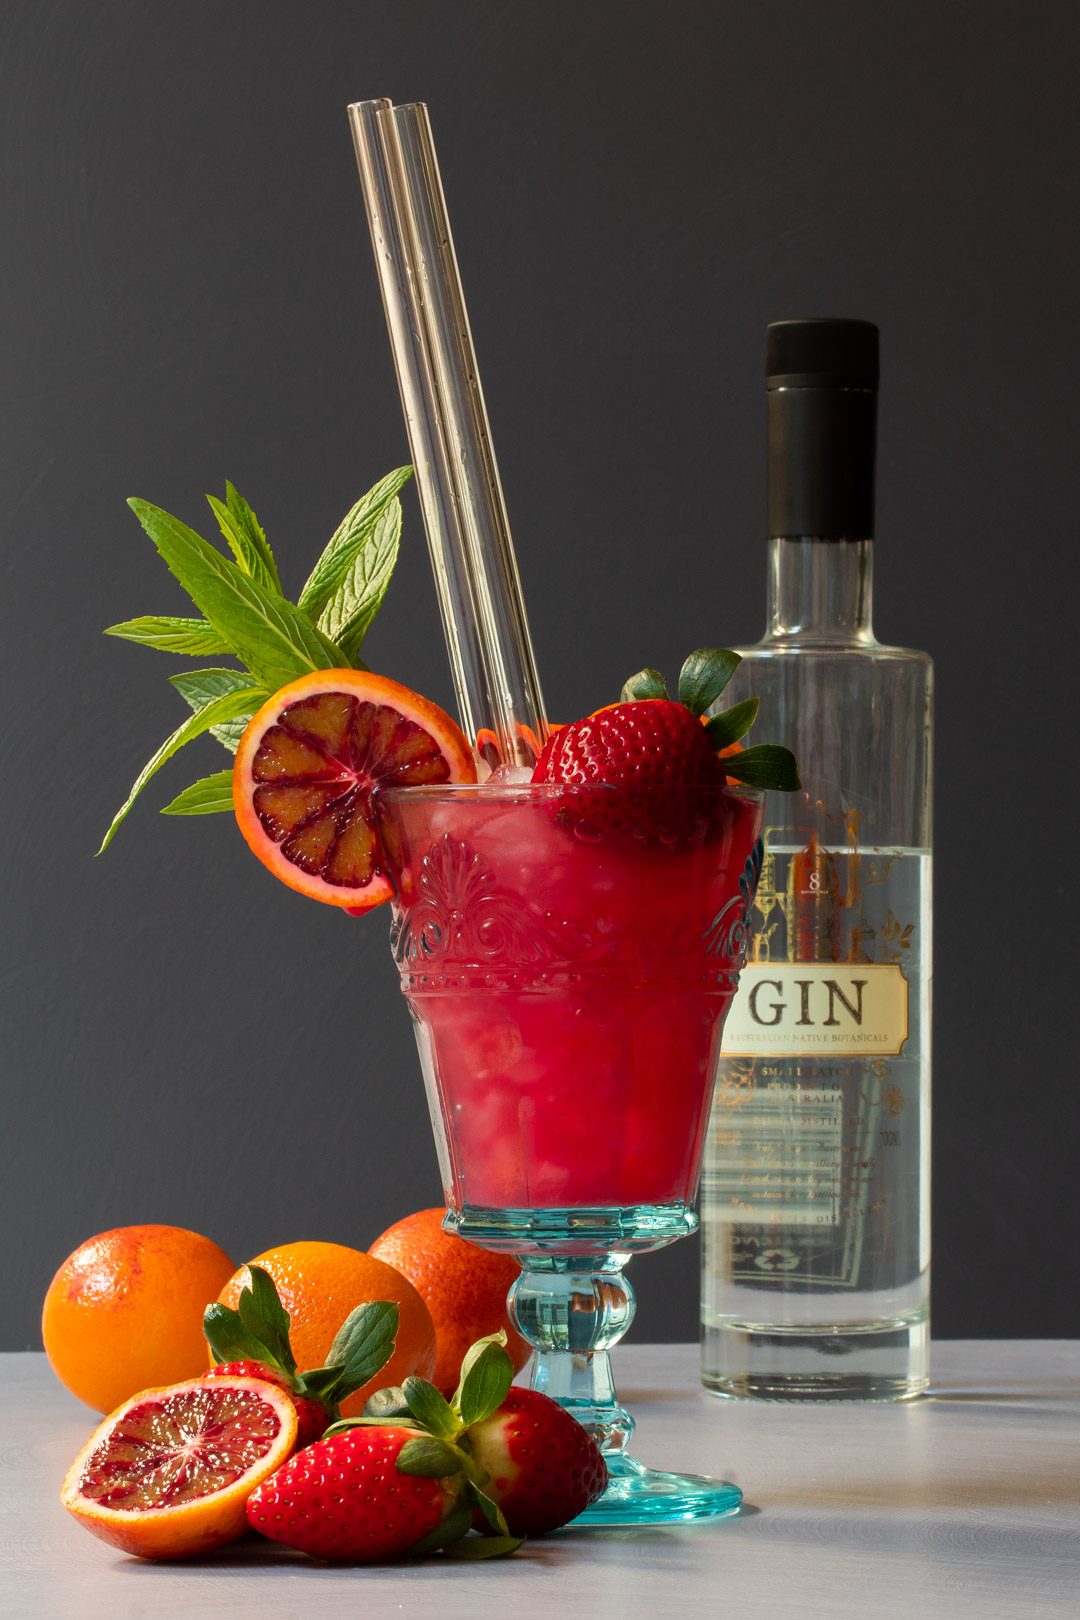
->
[532,647,799,838]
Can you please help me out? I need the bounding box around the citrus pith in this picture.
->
[42,1225,237,1413]
[216,1242,437,1417]
[60,1375,297,1559]
[232,670,476,909]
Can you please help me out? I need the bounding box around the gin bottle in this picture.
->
[701,319,932,1400]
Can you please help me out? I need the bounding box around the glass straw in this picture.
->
[348,99,549,771]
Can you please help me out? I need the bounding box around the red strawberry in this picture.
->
[206,1361,328,1448]
[466,1387,607,1535]
[245,1427,465,1562]
[533,700,728,843]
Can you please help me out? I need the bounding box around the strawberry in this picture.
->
[245,1426,467,1561]
[532,649,800,834]
[201,1266,402,1454]
[206,1361,328,1448]
[466,1386,608,1536]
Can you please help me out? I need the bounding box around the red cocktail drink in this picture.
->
[380,783,763,1229]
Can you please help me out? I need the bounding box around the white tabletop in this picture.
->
[2,1342,1077,1619]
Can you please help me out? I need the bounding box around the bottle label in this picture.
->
[721,963,909,1057]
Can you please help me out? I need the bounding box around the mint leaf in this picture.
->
[721,744,801,791]
[705,697,760,751]
[324,1301,399,1402]
[297,467,413,617]
[170,668,266,754]
[403,1378,460,1439]
[620,668,668,703]
[457,1341,514,1428]
[206,484,282,596]
[408,1504,473,1558]
[317,498,401,663]
[444,1534,523,1560]
[161,770,235,816]
[127,499,346,691]
[203,1302,271,1367]
[98,686,265,853]
[237,1265,296,1374]
[104,615,233,655]
[678,648,741,716]
[396,1436,468,1479]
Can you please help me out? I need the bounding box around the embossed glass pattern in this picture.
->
[379,781,764,1524]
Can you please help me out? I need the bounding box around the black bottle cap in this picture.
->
[766,319,879,540]
[766,318,879,390]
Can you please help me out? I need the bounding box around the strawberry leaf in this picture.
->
[207,486,281,596]
[97,686,264,853]
[104,615,233,655]
[396,1436,469,1478]
[408,1504,473,1558]
[236,1266,296,1375]
[161,771,235,816]
[323,1301,399,1402]
[403,1377,460,1439]
[127,498,346,691]
[444,1534,524,1560]
[362,1383,411,1420]
[317,498,401,664]
[451,1330,508,1412]
[468,1482,510,1536]
[678,647,741,716]
[203,1302,279,1368]
[721,743,801,791]
[619,667,667,703]
[323,1414,423,1437]
[457,1341,514,1428]
[705,697,760,751]
[297,467,413,617]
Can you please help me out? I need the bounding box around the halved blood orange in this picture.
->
[60,1375,298,1559]
[233,670,477,909]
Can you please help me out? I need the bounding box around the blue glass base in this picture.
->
[567,1453,743,1527]
[445,1201,697,1256]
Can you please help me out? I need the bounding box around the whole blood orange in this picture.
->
[216,1242,436,1417]
[369,1209,531,1393]
[42,1225,237,1414]
[232,669,476,909]
[61,1374,297,1559]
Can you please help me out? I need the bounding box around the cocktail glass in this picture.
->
[377,779,764,1525]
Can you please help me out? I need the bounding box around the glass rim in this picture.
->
[376,780,765,806]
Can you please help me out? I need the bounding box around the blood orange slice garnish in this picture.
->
[233,670,477,910]
[60,1375,298,1560]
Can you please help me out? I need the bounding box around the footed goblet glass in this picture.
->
[378,780,763,1525]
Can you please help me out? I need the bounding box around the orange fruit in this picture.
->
[216,1242,437,1417]
[232,669,476,909]
[42,1225,236,1414]
[61,1374,297,1559]
[369,1209,531,1393]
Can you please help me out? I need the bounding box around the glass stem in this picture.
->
[509,1256,636,1455]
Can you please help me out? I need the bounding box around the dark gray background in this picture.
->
[2,0,1076,1350]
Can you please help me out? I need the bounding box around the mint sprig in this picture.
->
[99,468,413,847]
[619,647,801,792]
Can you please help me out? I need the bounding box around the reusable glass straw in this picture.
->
[348,100,549,770]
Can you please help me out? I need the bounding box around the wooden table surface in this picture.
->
[2,1342,1077,1619]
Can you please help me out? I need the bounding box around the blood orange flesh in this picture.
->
[233,671,476,909]
[61,1376,298,1559]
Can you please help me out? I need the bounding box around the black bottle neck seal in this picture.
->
[766,318,878,541]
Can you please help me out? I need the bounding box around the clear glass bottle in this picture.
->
[701,319,932,1400]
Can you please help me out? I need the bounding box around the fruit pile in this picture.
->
[48,1218,587,1563]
